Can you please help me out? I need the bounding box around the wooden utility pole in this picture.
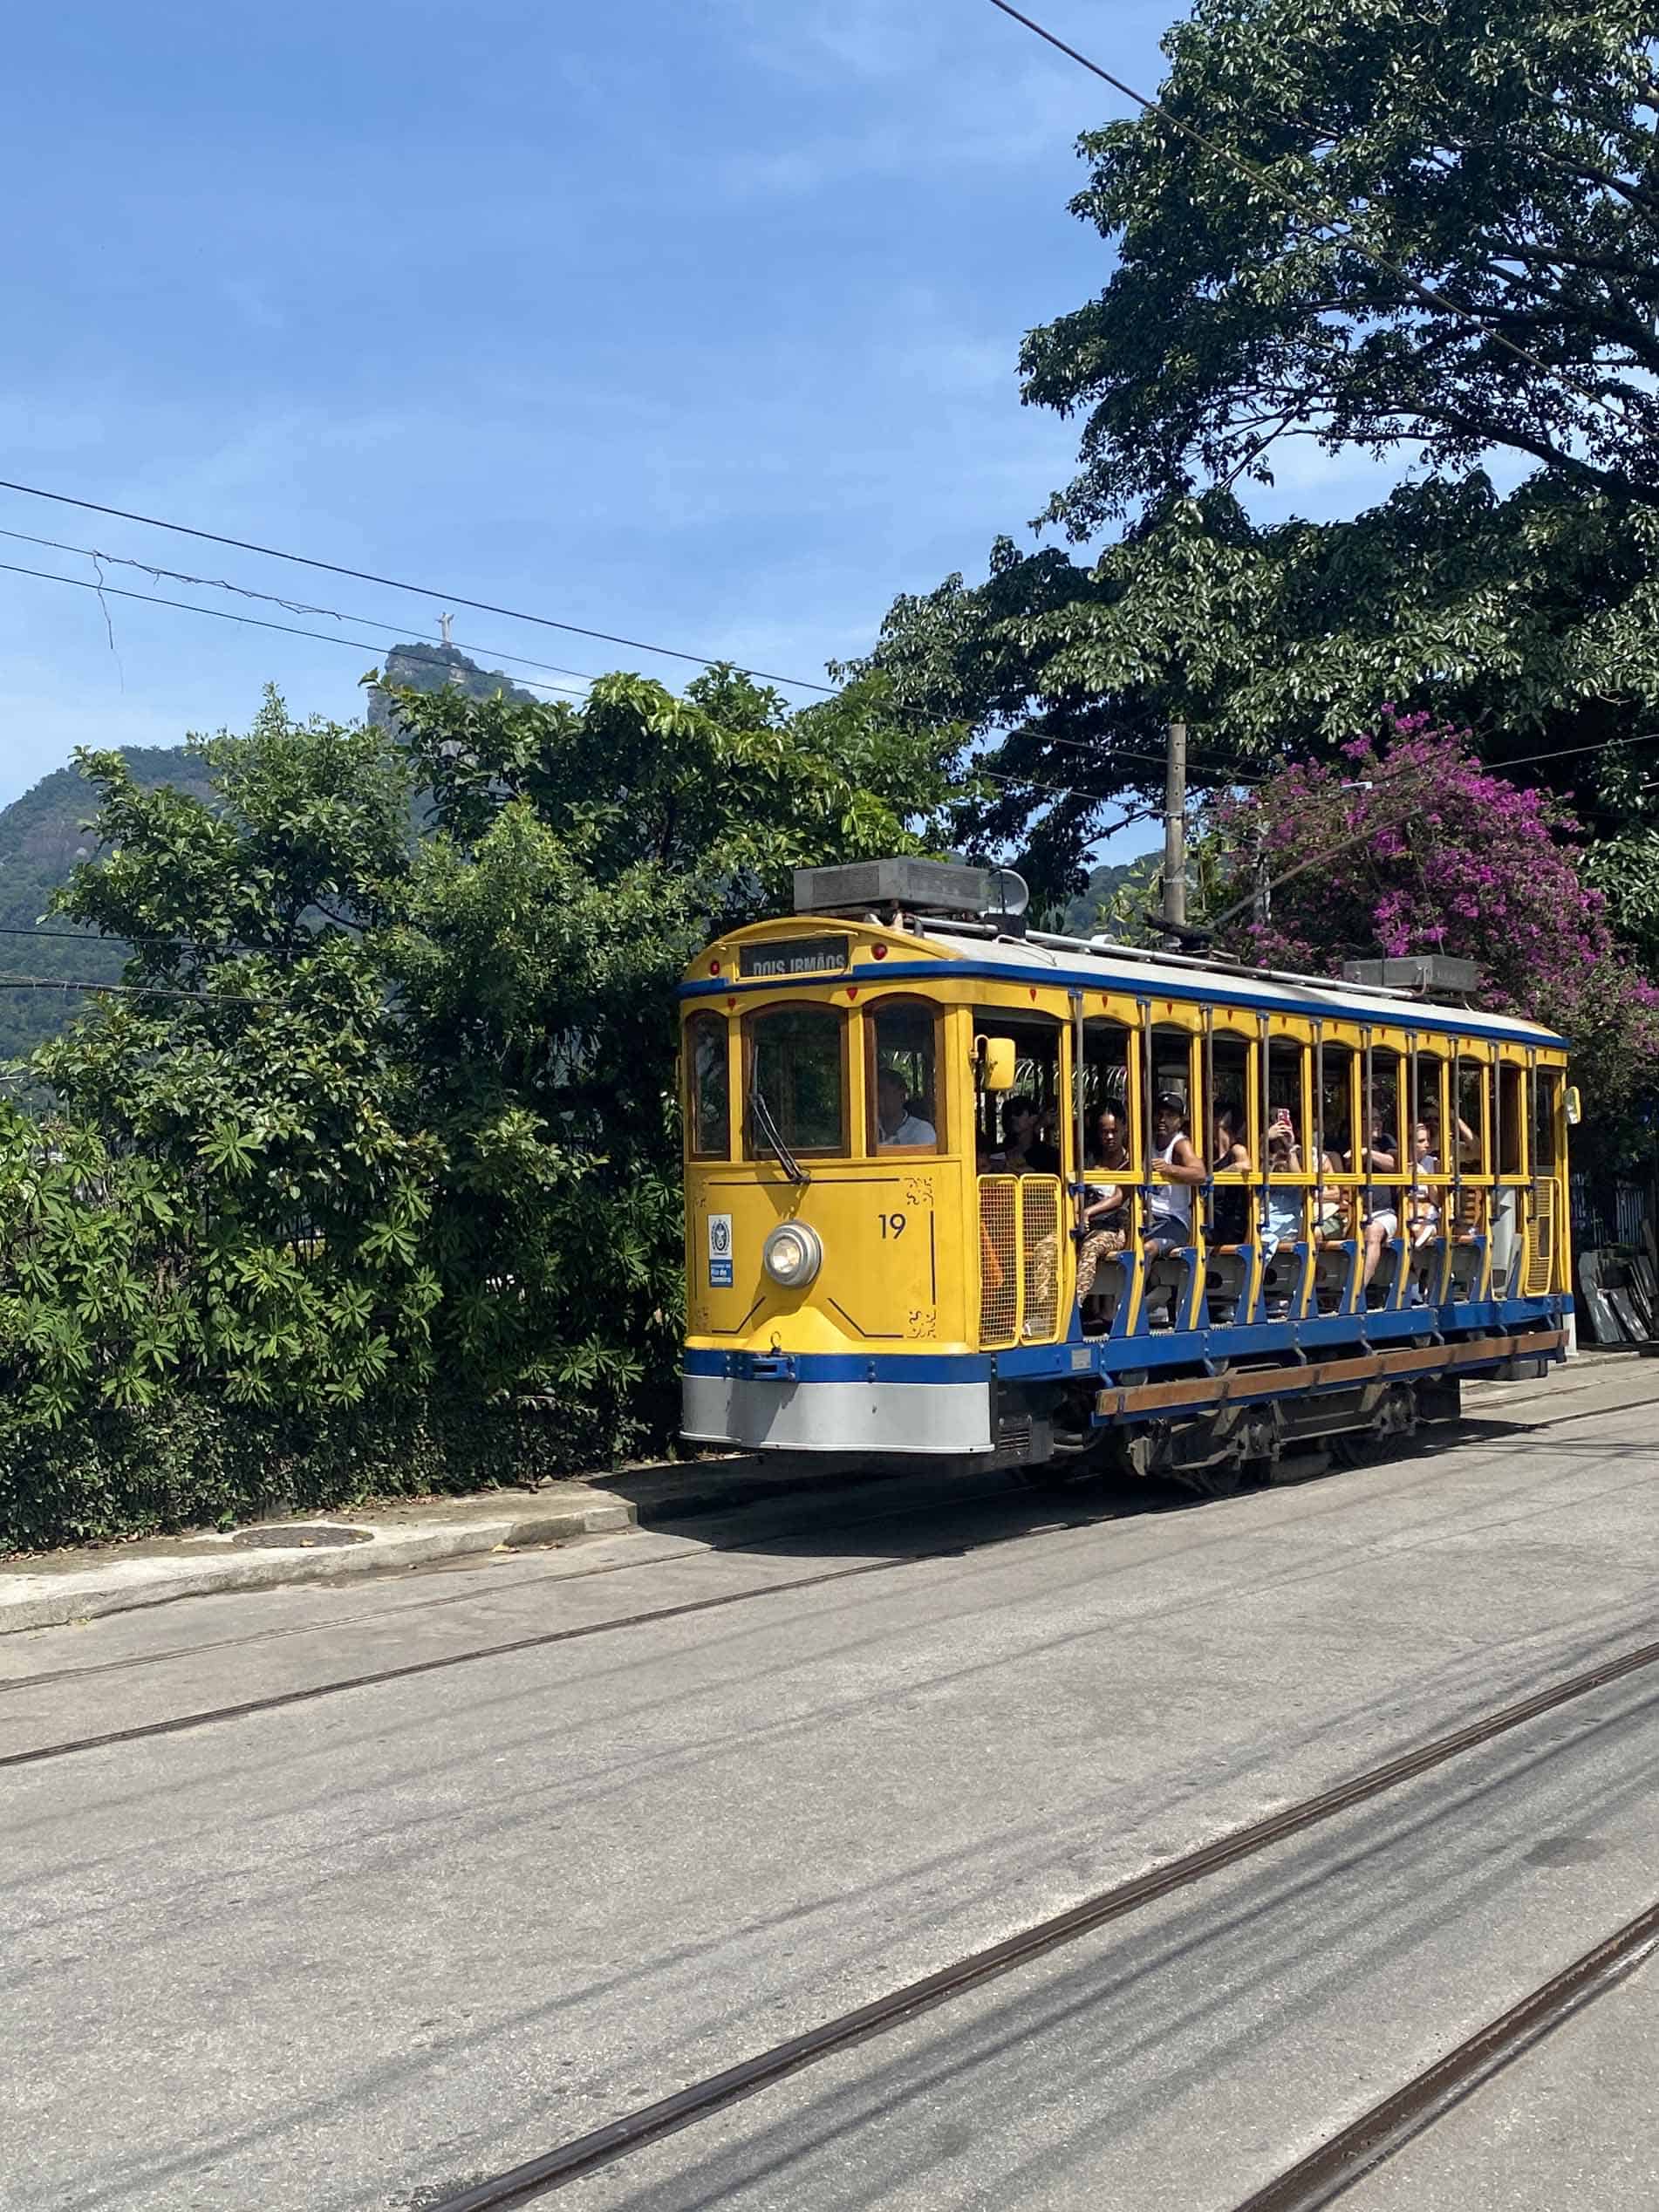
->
[1162,720,1188,933]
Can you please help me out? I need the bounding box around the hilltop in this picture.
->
[0,745,217,1064]
[0,645,548,1066]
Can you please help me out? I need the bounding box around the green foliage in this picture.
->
[0,670,966,1541]
[0,1393,624,1556]
[1021,0,1659,536]
[867,481,1659,896]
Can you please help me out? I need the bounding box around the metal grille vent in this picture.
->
[1526,1184,1556,1296]
[1021,1177,1062,1342]
[980,1177,1019,1348]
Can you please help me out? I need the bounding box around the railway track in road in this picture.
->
[414,1634,1659,2211]
[6,1378,1652,1772]
[1233,1899,1659,2212]
[0,1485,1117,1771]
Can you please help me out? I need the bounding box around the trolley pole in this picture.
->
[1162,720,1188,937]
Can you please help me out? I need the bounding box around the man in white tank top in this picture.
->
[1146,1091,1207,1255]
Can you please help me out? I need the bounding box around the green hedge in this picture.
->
[0,1389,656,1556]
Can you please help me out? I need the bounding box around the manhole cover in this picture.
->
[229,1524,373,1549]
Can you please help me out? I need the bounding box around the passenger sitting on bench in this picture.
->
[1409,1122,1440,1248]
[1075,1106,1131,1325]
[1349,1122,1401,1292]
[1262,1109,1302,1247]
[1146,1092,1206,1258]
[1211,1101,1252,1245]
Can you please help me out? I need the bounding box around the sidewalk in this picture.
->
[2,1351,1648,1635]
[0,1450,912,1635]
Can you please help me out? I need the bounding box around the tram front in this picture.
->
[678,865,1000,1461]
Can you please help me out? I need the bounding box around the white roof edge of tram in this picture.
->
[911,926,1565,1045]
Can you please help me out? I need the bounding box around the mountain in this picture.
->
[366,641,543,730]
[0,643,548,1066]
[0,746,217,1065]
[1060,859,1143,939]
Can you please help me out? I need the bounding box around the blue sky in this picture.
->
[1,0,1438,858]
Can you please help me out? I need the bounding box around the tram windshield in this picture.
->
[746,1006,846,1158]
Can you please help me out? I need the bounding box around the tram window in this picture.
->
[1457,1062,1489,1173]
[973,1017,1062,1163]
[1209,1033,1252,1167]
[686,1013,730,1158]
[746,1006,845,1157]
[1416,1054,1448,1164]
[1498,1062,1526,1177]
[1366,1048,1404,1172]
[1266,1041,1306,1177]
[1149,1027,1194,1115]
[1317,1045,1358,1172]
[1533,1070,1561,1173]
[1082,1020,1133,1171]
[867,1002,939,1151]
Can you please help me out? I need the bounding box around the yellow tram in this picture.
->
[679,860,1572,1484]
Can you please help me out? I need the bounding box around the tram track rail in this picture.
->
[6,1381,1652,1766]
[0,1476,1030,1699]
[0,1491,1113,1772]
[1232,1897,1659,2212]
[416,1634,1659,2211]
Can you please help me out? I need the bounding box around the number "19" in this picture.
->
[878,1212,907,1239]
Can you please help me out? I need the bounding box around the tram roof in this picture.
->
[681,914,1565,1048]
[907,926,1564,1045]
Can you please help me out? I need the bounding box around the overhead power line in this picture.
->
[0,556,594,700]
[0,525,600,692]
[0,476,838,695]
[0,550,1169,821]
[0,975,268,1004]
[983,0,1637,457]
[0,475,1264,817]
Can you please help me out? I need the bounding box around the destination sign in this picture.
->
[739,935,851,979]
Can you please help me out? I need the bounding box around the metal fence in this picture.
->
[1570,1173,1656,1255]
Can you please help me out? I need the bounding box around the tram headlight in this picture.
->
[762,1222,823,1290]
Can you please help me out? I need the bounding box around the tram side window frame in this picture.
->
[1414,1048,1451,1185]
[741,1000,850,1161]
[1363,1038,1409,1192]
[1264,1033,1312,1185]
[1146,1021,1201,1159]
[1455,1054,1491,1178]
[1206,1021,1255,1172]
[1081,1015,1137,1179]
[864,996,944,1156]
[1316,1036,1361,1185]
[1532,1067,1563,1176]
[970,1009,1067,1165]
[685,1009,732,1160]
[1497,1056,1527,1179]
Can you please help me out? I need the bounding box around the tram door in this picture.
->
[1524,1064,1564,1297]
[972,1010,1069,1347]
[1492,1053,1527,1298]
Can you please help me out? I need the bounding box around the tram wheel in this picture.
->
[1332,1382,1419,1467]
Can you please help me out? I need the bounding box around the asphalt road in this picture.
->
[4,1359,1656,2211]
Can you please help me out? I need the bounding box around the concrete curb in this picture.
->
[0,1492,634,1635]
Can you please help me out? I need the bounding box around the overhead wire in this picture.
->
[0,524,600,691]
[0,550,1170,822]
[0,977,269,1004]
[0,556,592,701]
[0,475,839,694]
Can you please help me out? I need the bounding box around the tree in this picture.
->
[1200,715,1659,1164]
[1021,0,1659,538]
[8,672,966,1456]
[865,478,1659,898]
